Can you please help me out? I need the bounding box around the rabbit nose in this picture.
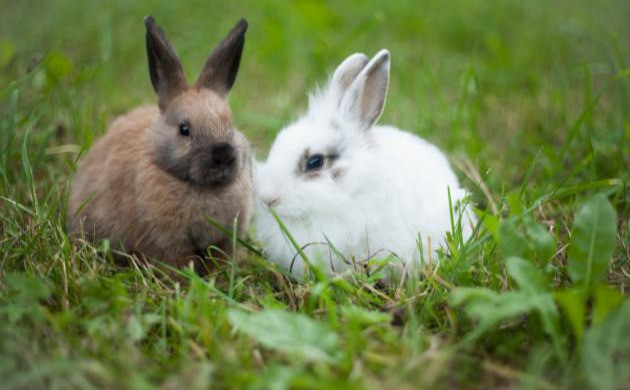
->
[262,197,280,208]
[210,142,236,167]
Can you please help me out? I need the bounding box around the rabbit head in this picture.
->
[256,50,391,220]
[145,16,248,187]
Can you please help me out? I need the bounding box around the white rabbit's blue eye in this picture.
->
[306,154,324,171]
[179,123,190,136]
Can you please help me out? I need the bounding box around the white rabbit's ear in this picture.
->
[340,49,390,130]
[330,53,369,97]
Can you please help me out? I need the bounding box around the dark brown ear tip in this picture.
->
[234,18,249,34]
[144,15,156,28]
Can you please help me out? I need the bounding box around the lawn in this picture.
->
[1,1,629,389]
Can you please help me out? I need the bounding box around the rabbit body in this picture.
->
[255,51,474,277]
[69,105,251,265]
[67,18,252,266]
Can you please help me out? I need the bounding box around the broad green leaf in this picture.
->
[592,285,624,326]
[450,288,537,337]
[567,194,617,289]
[555,287,586,342]
[506,257,550,292]
[524,218,556,264]
[452,284,560,358]
[228,309,341,363]
[498,219,529,259]
[583,298,630,390]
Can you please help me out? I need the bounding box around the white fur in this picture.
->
[255,50,475,277]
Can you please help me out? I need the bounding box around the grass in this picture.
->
[1,0,630,389]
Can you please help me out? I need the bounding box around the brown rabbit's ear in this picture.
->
[145,16,187,109]
[196,19,248,97]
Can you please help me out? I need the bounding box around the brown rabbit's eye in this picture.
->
[179,123,190,136]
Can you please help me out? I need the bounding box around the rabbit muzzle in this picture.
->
[189,142,239,187]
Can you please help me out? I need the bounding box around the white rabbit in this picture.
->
[255,50,475,277]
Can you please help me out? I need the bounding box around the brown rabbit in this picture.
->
[67,16,253,270]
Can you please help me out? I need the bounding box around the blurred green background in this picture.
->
[1,1,630,389]
[2,0,629,189]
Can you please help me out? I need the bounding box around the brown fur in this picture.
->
[67,17,252,268]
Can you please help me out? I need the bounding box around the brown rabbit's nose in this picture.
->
[210,143,236,167]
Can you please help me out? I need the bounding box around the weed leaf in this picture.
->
[583,298,630,390]
[592,285,624,326]
[567,194,617,289]
[523,218,556,265]
[498,219,529,259]
[228,309,341,363]
[506,256,550,292]
[452,258,562,358]
[555,287,586,342]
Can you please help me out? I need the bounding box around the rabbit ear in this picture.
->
[144,16,188,110]
[340,49,390,130]
[196,19,248,97]
[330,53,369,97]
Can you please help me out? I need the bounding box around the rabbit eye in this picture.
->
[305,154,324,171]
[179,122,190,136]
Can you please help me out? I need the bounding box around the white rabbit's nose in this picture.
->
[262,197,280,208]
